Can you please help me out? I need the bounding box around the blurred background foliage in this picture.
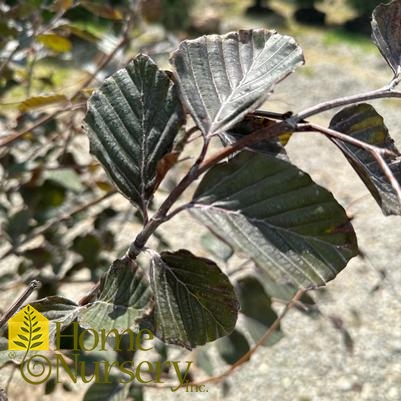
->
[0,0,383,399]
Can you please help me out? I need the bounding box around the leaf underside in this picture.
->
[171,29,304,136]
[78,258,154,332]
[371,0,401,76]
[191,151,358,289]
[329,103,401,215]
[84,54,185,215]
[149,250,239,349]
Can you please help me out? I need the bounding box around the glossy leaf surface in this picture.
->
[191,152,358,289]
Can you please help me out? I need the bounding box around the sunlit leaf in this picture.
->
[371,0,401,76]
[45,169,83,192]
[191,151,358,289]
[78,258,153,332]
[18,95,68,112]
[149,250,239,349]
[329,103,401,215]
[84,54,185,215]
[36,34,72,53]
[171,29,304,136]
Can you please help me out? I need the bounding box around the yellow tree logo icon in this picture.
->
[8,305,49,351]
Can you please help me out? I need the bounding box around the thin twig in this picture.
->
[0,109,64,147]
[292,87,401,123]
[370,151,401,204]
[0,280,41,329]
[297,122,397,158]
[299,122,401,203]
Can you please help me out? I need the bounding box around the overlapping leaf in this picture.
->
[191,152,358,289]
[84,54,185,215]
[149,250,239,349]
[371,0,401,76]
[29,296,79,344]
[329,103,401,215]
[222,114,290,159]
[78,258,153,332]
[171,29,304,136]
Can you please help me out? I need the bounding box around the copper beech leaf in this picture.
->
[222,114,290,159]
[329,103,401,215]
[78,258,153,333]
[191,151,358,289]
[84,55,185,215]
[149,250,239,349]
[171,29,304,137]
[371,0,401,76]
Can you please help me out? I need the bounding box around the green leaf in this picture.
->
[371,0,401,76]
[191,151,358,289]
[72,234,102,268]
[84,54,185,215]
[18,334,28,342]
[329,103,401,215]
[4,209,31,245]
[216,330,250,365]
[236,276,282,346]
[36,34,72,53]
[45,169,83,192]
[149,250,239,349]
[45,377,57,395]
[78,258,153,332]
[18,94,68,112]
[30,341,44,349]
[171,29,304,137]
[83,381,129,401]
